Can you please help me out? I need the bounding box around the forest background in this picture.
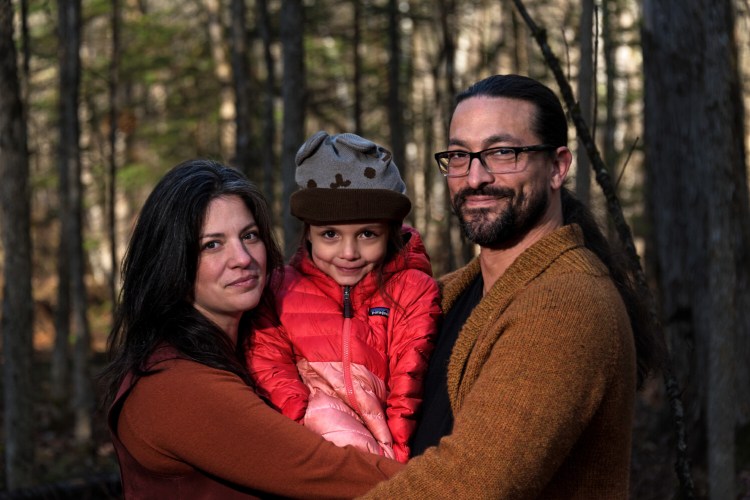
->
[1,0,749,498]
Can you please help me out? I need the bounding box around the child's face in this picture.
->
[307,222,389,286]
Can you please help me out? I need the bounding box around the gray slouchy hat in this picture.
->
[290,131,411,224]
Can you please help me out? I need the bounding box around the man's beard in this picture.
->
[452,185,549,247]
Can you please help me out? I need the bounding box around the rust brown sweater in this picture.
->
[360,224,637,499]
[115,355,403,498]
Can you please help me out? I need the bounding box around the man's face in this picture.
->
[446,96,561,248]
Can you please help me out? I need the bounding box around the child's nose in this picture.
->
[340,239,360,260]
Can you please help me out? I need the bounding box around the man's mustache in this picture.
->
[453,187,515,209]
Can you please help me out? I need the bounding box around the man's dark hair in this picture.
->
[455,74,568,148]
[456,74,664,385]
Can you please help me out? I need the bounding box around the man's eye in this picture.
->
[491,148,514,156]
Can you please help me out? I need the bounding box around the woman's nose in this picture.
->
[230,239,253,266]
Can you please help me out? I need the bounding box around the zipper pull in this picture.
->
[343,285,353,318]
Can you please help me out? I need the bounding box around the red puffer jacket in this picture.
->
[247,226,440,463]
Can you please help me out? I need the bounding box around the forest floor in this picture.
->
[0,350,120,498]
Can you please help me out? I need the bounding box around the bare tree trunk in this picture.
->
[575,0,594,205]
[57,0,93,443]
[230,0,253,178]
[642,0,750,497]
[509,2,528,74]
[280,0,305,257]
[53,0,75,406]
[387,0,406,178]
[601,0,617,178]
[353,0,362,135]
[256,0,276,204]
[0,0,35,488]
[107,0,121,312]
[203,0,235,159]
[435,0,471,269]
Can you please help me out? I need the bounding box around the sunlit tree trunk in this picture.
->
[280,0,305,257]
[0,0,35,488]
[203,0,235,159]
[642,0,750,497]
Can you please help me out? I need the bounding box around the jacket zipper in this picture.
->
[341,285,362,415]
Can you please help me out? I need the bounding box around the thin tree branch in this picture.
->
[615,136,639,191]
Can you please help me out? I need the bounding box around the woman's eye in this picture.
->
[243,231,259,242]
[203,240,220,250]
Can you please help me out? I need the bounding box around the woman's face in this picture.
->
[193,195,267,335]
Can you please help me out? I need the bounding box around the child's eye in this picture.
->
[322,230,337,239]
[361,230,376,238]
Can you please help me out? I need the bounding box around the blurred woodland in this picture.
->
[1,0,750,498]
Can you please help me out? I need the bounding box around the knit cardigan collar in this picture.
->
[440,224,586,411]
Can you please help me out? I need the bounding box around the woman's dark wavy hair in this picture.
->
[456,74,664,386]
[100,159,284,406]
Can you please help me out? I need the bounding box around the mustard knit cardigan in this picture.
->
[360,224,637,499]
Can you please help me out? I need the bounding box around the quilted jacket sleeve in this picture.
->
[245,307,309,422]
[385,270,441,462]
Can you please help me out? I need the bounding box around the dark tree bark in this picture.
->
[0,0,35,488]
[57,0,94,442]
[642,0,750,497]
[387,0,406,180]
[256,0,276,203]
[601,0,618,178]
[280,0,305,257]
[575,0,594,205]
[353,0,362,135]
[108,0,121,312]
[230,0,252,178]
[436,0,473,268]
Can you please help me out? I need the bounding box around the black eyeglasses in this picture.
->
[434,144,556,177]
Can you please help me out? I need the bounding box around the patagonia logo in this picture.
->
[369,307,390,318]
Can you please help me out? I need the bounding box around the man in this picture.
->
[361,75,658,499]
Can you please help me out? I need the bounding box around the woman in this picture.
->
[101,159,402,499]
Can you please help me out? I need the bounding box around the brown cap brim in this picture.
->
[290,188,411,224]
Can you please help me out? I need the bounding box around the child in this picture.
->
[246,131,440,463]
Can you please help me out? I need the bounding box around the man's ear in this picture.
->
[550,147,573,190]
